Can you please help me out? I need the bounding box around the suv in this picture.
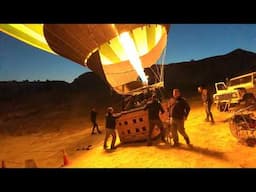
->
[213,72,256,111]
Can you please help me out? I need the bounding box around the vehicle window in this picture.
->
[229,76,252,86]
[217,84,226,90]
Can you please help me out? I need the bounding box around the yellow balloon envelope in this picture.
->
[0,24,170,95]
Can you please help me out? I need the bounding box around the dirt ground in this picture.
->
[1,99,256,168]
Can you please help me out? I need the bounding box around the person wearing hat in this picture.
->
[238,88,256,107]
[90,107,102,135]
[103,107,121,150]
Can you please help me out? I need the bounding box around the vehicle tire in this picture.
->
[217,103,227,112]
[246,138,256,147]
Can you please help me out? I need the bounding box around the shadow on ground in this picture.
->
[116,139,227,161]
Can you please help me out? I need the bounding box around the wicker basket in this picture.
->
[116,107,163,143]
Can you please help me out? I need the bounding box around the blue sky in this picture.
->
[1,24,256,83]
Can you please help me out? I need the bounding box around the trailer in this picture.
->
[229,104,256,146]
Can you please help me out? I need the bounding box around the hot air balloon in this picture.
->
[0,24,170,143]
[0,24,170,95]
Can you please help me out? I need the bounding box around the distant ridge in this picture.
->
[163,48,256,92]
[1,48,256,100]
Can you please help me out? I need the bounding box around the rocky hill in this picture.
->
[164,48,256,93]
[1,48,256,111]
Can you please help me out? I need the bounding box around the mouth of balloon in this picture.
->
[118,32,148,84]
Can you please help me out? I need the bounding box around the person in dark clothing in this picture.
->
[144,95,165,146]
[90,107,101,135]
[166,96,176,144]
[239,88,256,106]
[170,89,191,147]
[198,86,215,124]
[103,107,121,150]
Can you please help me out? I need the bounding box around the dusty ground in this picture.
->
[1,99,256,168]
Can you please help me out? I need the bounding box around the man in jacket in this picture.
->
[170,89,191,147]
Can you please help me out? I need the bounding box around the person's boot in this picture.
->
[185,137,190,145]
[172,142,180,147]
[161,136,166,143]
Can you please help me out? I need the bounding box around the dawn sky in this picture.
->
[1,24,256,83]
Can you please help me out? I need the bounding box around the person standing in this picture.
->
[238,88,256,106]
[144,95,165,146]
[103,107,121,150]
[170,89,191,147]
[198,86,215,124]
[90,107,101,135]
[166,96,176,144]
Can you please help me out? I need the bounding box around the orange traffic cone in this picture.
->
[2,160,6,168]
[61,149,71,167]
[25,159,37,168]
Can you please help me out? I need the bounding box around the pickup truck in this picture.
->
[213,72,256,111]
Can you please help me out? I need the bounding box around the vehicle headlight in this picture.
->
[232,93,238,98]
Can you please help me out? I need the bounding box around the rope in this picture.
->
[160,46,167,82]
[149,67,161,82]
[155,63,161,81]
[5,160,22,165]
[148,46,167,84]
[23,150,58,153]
